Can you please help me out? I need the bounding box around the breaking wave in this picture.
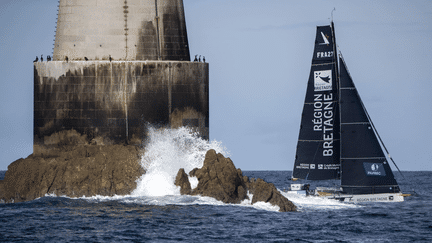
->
[131,126,228,197]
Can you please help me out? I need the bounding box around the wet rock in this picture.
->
[188,149,248,204]
[247,178,296,212]
[175,168,191,195]
[0,145,145,203]
[176,149,296,212]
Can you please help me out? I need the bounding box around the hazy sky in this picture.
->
[0,0,431,171]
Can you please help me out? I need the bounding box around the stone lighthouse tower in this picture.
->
[34,0,208,153]
[52,0,190,61]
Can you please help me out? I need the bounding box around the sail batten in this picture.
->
[312,62,337,66]
[340,122,370,125]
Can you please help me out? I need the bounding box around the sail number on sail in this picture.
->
[316,51,334,58]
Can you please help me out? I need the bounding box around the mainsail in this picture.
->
[292,25,340,180]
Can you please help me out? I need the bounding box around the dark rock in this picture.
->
[176,149,296,212]
[0,145,145,203]
[175,168,191,195]
[248,178,273,203]
[188,168,199,177]
[247,178,296,212]
[188,149,248,204]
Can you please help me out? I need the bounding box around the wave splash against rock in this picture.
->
[131,126,227,197]
[175,149,297,212]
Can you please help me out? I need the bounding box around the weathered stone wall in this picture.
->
[53,0,189,61]
[34,61,209,153]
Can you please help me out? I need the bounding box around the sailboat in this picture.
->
[290,22,409,202]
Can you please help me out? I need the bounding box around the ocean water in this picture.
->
[1,128,431,242]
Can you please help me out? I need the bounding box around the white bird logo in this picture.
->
[319,32,330,45]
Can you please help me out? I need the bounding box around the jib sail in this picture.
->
[339,56,400,194]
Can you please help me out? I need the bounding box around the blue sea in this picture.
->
[1,128,431,242]
[1,170,431,242]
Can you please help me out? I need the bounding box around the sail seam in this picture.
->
[305,101,337,105]
[341,157,386,159]
[341,122,370,125]
[312,62,335,66]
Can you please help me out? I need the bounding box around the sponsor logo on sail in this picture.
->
[319,32,330,45]
[313,92,335,158]
[363,162,386,176]
[296,164,310,169]
[314,70,332,91]
[369,163,381,175]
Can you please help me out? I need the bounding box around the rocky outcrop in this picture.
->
[245,177,296,212]
[187,149,247,204]
[0,145,144,203]
[175,149,296,212]
[174,168,191,195]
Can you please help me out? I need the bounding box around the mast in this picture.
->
[331,20,343,185]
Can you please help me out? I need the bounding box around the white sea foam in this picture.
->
[131,126,228,197]
[239,192,280,212]
[282,191,361,211]
[189,176,199,190]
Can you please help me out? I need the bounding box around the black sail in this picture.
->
[292,25,340,180]
[339,56,400,194]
